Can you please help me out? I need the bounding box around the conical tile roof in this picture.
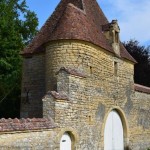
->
[22,0,136,63]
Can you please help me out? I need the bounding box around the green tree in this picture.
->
[0,0,38,118]
[123,40,150,87]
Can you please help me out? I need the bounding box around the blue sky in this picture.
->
[26,0,150,46]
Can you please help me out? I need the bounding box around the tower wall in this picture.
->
[45,40,146,149]
[21,54,45,118]
[45,40,134,92]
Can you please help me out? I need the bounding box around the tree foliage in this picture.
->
[123,40,150,87]
[0,0,38,118]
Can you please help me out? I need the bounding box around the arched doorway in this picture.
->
[60,132,72,150]
[104,110,124,150]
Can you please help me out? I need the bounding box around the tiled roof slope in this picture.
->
[22,0,136,63]
[0,118,56,132]
[134,84,150,94]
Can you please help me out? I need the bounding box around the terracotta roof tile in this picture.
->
[134,84,150,94]
[21,0,136,63]
[0,118,56,132]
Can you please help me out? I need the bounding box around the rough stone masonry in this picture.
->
[0,0,150,149]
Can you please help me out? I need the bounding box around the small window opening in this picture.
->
[90,66,93,74]
[115,31,119,43]
[89,115,92,123]
[114,61,118,76]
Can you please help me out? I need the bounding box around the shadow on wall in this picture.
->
[125,146,131,150]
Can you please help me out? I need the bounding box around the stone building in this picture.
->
[0,0,150,149]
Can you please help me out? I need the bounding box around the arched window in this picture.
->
[60,132,72,150]
[104,110,124,150]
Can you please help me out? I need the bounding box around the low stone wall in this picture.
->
[0,118,58,150]
[0,130,57,150]
[129,90,150,150]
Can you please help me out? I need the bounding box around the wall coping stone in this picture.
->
[46,91,69,101]
[134,84,150,94]
[56,67,86,78]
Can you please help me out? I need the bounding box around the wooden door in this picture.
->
[104,110,124,150]
[60,133,71,150]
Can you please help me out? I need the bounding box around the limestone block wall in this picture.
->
[129,91,150,150]
[16,40,150,150]
[21,53,46,118]
[42,73,150,150]
[46,41,138,150]
[0,86,149,150]
[0,130,57,150]
[45,40,135,124]
[44,40,149,150]
[46,40,134,92]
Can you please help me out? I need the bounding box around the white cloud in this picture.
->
[99,0,150,45]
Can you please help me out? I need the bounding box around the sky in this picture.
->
[25,0,150,46]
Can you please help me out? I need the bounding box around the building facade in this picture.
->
[0,0,150,149]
